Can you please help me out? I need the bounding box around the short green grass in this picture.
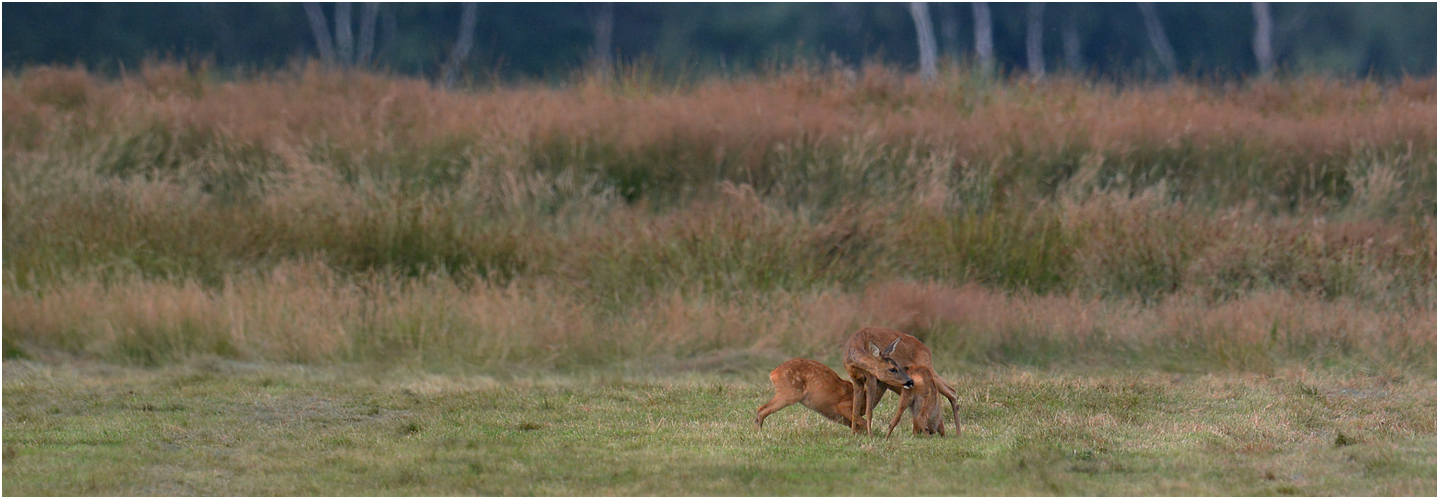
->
[3,359,1433,495]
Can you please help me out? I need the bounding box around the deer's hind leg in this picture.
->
[934,377,961,436]
[802,398,853,428]
[755,392,801,430]
[918,386,945,436]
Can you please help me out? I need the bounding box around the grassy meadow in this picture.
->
[4,360,1434,496]
[2,62,1436,494]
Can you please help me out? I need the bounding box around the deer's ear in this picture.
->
[868,341,882,357]
[881,338,901,357]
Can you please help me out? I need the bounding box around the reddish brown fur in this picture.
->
[755,358,864,431]
[843,326,959,436]
[885,364,953,437]
[842,327,915,434]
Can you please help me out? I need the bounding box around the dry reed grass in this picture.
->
[4,273,1430,371]
[2,63,1433,369]
[5,63,1431,194]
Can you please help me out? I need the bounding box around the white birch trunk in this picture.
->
[357,3,379,66]
[1027,3,1045,78]
[303,3,338,66]
[335,2,353,65]
[972,2,994,72]
[910,2,938,80]
[590,2,615,80]
[1253,2,1275,78]
[1137,2,1177,76]
[441,2,480,89]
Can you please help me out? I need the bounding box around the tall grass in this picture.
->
[3,62,1434,370]
[4,271,1431,372]
[5,63,1432,210]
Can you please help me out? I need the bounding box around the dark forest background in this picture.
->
[3,2,1436,82]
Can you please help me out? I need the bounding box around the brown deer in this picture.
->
[843,326,959,436]
[885,364,950,437]
[755,358,865,432]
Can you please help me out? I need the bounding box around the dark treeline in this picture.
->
[3,2,1435,81]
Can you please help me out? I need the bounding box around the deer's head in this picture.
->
[868,338,914,389]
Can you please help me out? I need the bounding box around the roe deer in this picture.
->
[755,358,865,432]
[885,364,951,437]
[843,326,959,436]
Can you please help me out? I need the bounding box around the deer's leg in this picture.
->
[916,388,942,436]
[910,396,924,435]
[921,385,936,435]
[885,388,914,438]
[849,378,868,434]
[864,377,883,435]
[806,400,851,427]
[935,377,961,436]
[754,393,799,430]
[799,390,842,424]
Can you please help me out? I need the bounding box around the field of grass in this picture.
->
[2,62,1435,494]
[3,359,1433,495]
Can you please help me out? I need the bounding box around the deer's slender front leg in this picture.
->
[849,377,868,434]
[886,388,914,438]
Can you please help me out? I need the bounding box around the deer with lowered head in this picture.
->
[755,358,865,432]
[843,326,959,436]
[885,363,951,437]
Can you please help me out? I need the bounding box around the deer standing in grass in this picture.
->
[843,326,959,436]
[755,358,865,431]
[885,364,950,437]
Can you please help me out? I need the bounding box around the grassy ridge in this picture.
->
[2,63,1435,370]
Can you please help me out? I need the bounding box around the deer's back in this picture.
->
[772,358,848,392]
[843,326,934,369]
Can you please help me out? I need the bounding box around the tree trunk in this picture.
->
[380,6,397,63]
[1136,2,1177,76]
[972,2,994,72]
[1063,6,1083,72]
[357,3,378,66]
[1252,2,1275,78]
[589,2,614,80]
[303,3,338,66]
[1026,3,1045,78]
[910,2,938,80]
[939,2,960,61]
[441,2,480,89]
[335,2,354,66]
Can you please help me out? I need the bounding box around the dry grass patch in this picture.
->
[6,272,1431,372]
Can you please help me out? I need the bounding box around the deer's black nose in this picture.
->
[903,380,914,389]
